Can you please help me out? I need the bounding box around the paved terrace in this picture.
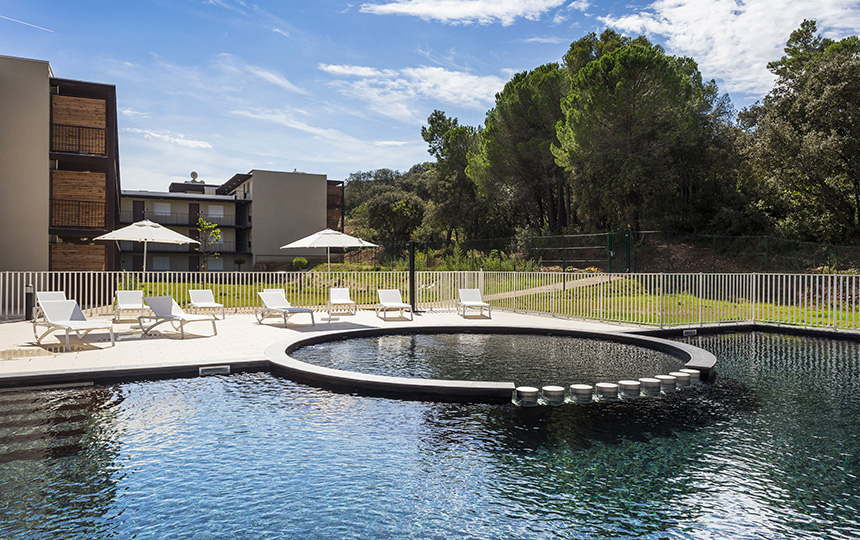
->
[0,310,633,385]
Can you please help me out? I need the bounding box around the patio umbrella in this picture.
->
[95,219,199,272]
[280,228,377,271]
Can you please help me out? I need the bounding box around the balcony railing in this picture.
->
[117,241,242,253]
[120,211,236,227]
[52,124,106,155]
[51,199,106,229]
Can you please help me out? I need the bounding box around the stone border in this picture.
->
[264,326,717,403]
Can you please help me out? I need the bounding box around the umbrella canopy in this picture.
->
[280,228,377,270]
[95,219,199,272]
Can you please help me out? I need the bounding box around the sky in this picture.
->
[2,0,859,191]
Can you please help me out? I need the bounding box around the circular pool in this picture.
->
[268,327,716,402]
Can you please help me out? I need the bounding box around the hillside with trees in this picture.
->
[344,21,859,261]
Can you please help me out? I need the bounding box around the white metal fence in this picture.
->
[2,271,858,332]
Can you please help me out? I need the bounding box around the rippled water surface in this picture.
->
[291,333,684,387]
[1,332,859,539]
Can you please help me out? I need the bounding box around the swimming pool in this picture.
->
[290,333,686,388]
[1,332,858,539]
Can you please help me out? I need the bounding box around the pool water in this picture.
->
[291,333,685,387]
[0,332,859,539]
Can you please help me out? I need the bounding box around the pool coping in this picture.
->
[264,325,717,403]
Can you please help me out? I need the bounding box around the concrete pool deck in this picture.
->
[0,309,713,396]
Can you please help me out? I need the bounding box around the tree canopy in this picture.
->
[741,20,860,242]
[342,22,860,254]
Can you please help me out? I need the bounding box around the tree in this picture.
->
[421,110,486,244]
[365,189,425,251]
[562,29,650,78]
[196,218,221,271]
[553,42,701,231]
[741,21,860,242]
[467,63,570,234]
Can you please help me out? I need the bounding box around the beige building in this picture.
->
[119,170,344,271]
[0,55,121,271]
[1,55,343,273]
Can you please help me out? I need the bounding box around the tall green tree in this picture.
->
[553,42,701,231]
[562,29,650,78]
[421,110,484,243]
[365,189,425,251]
[741,21,860,242]
[467,63,570,233]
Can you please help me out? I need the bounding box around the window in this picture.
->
[153,202,171,216]
[208,258,223,271]
[152,256,170,271]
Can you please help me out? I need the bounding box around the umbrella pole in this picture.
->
[142,240,148,286]
[327,247,331,272]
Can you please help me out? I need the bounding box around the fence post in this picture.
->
[625,230,631,273]
[407,241,416,313]
[698,273,703,327]
[659,273,665,329]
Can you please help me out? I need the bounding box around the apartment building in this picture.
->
[0,55,121,271]
[1,55,345,273]
[119,170,345,271]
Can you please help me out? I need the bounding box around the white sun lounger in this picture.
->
[113,290,148,322]
[188,289,225,319]
[139,296,217,338]
[34,291,66,322]
[33,300,115,351]
[376,289,413,321]
[326,288,357,317]
[457,288,491,318]
[256,291,315,327]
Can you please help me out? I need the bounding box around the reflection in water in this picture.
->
[0,386,122,539]
[294,333,685,387]
[0,333,858,539]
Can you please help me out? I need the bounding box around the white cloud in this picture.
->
[318,64,395,77]
[216,54,306,94]
[374,140,409,146]
[319,63,504,122]
[246,66,306,93]
[601,0,860,96]
[569,0,589,11]
[359,0,567,26]
[231,108,358,143]
[120,108,149,118]
[522,36,566,44]
[125,128,213,149]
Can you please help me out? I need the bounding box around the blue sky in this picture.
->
[2,0,859,190]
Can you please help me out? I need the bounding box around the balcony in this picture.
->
[52,124,106,155]
[51,199,106,229]
[120,211,236,227]
[117,241,244,253]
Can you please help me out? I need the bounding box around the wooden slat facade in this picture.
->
[50,243,107,271]
[51,95,106,154]
[52,171,106,202]
[52,95,106,128]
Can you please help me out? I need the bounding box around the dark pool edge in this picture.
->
[264,325,717,403]
[629,322,860,343]
[0,358,270,390]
